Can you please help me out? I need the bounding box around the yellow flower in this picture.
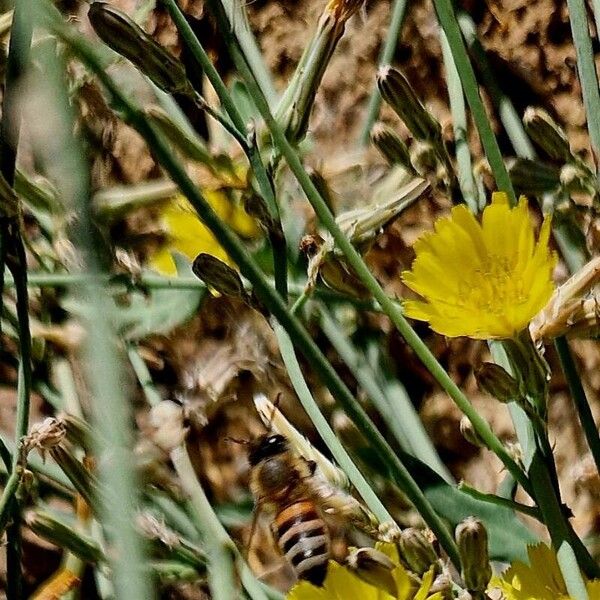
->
[149,191,259,275]
[402,192,557,339]
[287,543,443,600]
[490,543,600,600]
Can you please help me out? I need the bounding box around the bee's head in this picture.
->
[248,434,289,466]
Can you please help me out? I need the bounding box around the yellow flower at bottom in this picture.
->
[287,543,443,600]
[149,191,259,275]
[402,192,557,339]
[489,543,600,600]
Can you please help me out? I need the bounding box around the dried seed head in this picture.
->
[149,401,188,453]
[475,362,520,404]
[326,0,365,22]
[24,417,67,460]
[88,2,191,96]
[345,547,396,595]
[377,66,442,142]
[378,521,402,543]
[137,513,181,549]
[370,122,413,169]
[192,253,246,299]
[559,163,595,194]
[523,107,572,162]
[398,527,439,576]
[530,255,600,342]
[455,516,492,592]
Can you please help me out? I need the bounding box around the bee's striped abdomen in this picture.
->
[275,500,330,586]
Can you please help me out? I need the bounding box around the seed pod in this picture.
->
[398,527,439,576]
[523,107,572,162]
[26,510,104,564]
[88,2,191,95]
[345,547,396,596]
[370,122,413,169]
[475,362,520,403]
[455,516,492,593]
[192,253,246,299]
[377,66,442,142]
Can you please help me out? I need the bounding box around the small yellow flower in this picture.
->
[287,543,443,600]
[489,543,600,600]
[148,191,259,275]
[402,192,557,339]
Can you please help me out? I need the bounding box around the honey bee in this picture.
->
[245,403,377,587]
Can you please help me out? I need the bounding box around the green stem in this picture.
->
[171,446,239,600]
[127,345,162,407]
[205,0,530,497]
[431,0,515,201]
[360,0,409,144]
[273,322,392,524]
[566,0,600,163]
[439,29,478,212]
[555,336,600,475]
[458,483,541,521]
[31,20,151,598]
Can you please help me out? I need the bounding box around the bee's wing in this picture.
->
[305,471,378,537]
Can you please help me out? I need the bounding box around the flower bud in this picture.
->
[370,122,413,169]
[345,547,396,595]
[26,510,104,564]
[398,527,439,576]
[508,158,561,195]
[560,163,596,195]
[60,413,94,453]
[377,66,442,142]
[88,2,192,96]
[192,253,246,299]
[475,362,519,403]
[455,516,492,592]
[523,107,572,162]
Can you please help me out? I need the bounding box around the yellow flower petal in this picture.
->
[402,194,556,339]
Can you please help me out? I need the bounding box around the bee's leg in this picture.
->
[245,497,264,564]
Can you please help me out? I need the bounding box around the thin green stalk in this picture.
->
[458,483,542,521]
[566,0,600,163]
[273,321,392,524]
[221,0,278,108]
[31,21,151,599]
[48,13,462,567]
[127,345,162,407]
[555,336,600,474]
[439,29,478,212]
[171,446,239,600]
[0,3,32,593]
[318,306,453,483]
[360,0,408,144]
[204,0,530,498]
[431,0,515,201]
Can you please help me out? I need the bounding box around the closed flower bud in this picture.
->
[398,527,439,576]
[345,547,396,595]
[88,3,191,96]
[370,122,413,169]
[60,413,94,453]
[560,163,596,195]
[523,107,572,162]
[377,66,442,142]
[475,362,519,403]
[508,158,561,195]
[455,516,492,592]
[25,510,104,564]
[192,253,247,299]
